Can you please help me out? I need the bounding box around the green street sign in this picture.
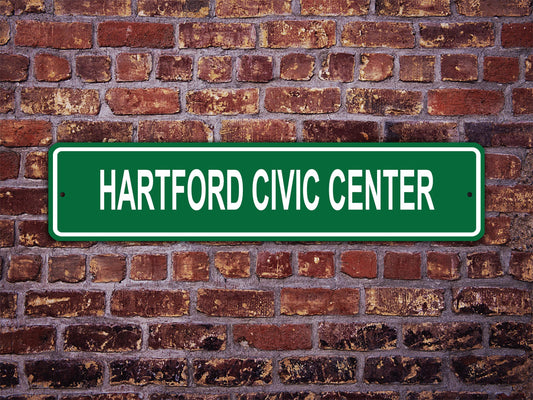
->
[49,143,484,241]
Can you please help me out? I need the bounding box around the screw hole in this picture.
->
[467,192,472,197]
[60,192,65,197]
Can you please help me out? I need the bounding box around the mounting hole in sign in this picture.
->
[467,192,472,198]
[60,192,65,197]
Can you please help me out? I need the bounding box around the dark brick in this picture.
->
[486,185,533,212]
[407,393,488,400]
[513,88,533,115]
[24,151,47,179]
[453,287,531,315]
[256,251,292,278]
[0,326,55,354]
[341,250,377,278]
[98,21,174,48]
[131,254,167,281]
[502,23,533,47]
[281,288,359,315]
[279,357,357,384]
[48,255,86,283]
[347,88,422,115]
[197,289,274,317]
[58,121,133,143]
[400,55,435,82]
[110,359,187,386]
[238,55,273,82]
[25,291,105,317]
[452,356,531,384]
[441,54,478,81]
[386,122,457,142]
[7,254,41,282]
[89,254,126,283]
[76,55,111,83]
[303,120,379,142]
[366,288,444,316]
[467,252,502,279]
[0,120,51,147]
[376,0,449,15]
[139,0,208,16]
[319,53,355,82]
[342,22,414,48]
[0,362,17,387]
[157,55,193,81]
[486,154,521,180]
[26,360,102,388]
[365,357,441,384]
[0,188,47,215]
[465,122,533,147]
[484,56,519,83]
[0,220,14,247]
[149,324,226,351]
[179,23,255,49]
[19,220,92,248]
[403,323,482,351]
[261,20,335,48]
[0,151,19,180]
[139,120,211,142]
[322,393,398,400]
[0,88,14,112]
[111,290,189,317]
[384,252,421,279]
[221,120,296,143]
[428,89,503,115]
[0,293,16,318]
[482,216,511,245]
[427,252,460,280]
[490,322,533,351]
[64,325,141,352]
[65,395,141,400]
[152,395,228,400]
[300,0,369,15]
[420,23,494,48]
[55,0,131,15]
[0,54,29,81]
[234,324,312,350]
[237,395,316,400]
[457,0,529,16]
[510,251,533,281]
[319,323,396,350]
[194,359,272,386]
[216,0,290,17]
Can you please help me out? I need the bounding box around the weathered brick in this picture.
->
[510,251,533,282]
[298,251,334,278]
[365,357,441,384]
[238,55,273,82]
[428,89,503,115]
[366,288,444,316]
[482,216,511,245]
[21,88,99,115]
[467,251,502,279]
[280,53,315,80]
[58,121,132,143]
[457,0,529,15]
[319,323,396,350]
[261,20,336,48]
[149,324,226,351]
[407,393,487,400]
[139,0,208,16]
[301,0,369,15]
[0,21,8,45]
[34,53,70,82]
[484,57,519,83]
[403,323,482,351]
[400,55,435,82]
[16,21,92,49]
[280,357,357,384]
[157,55,193,81]
[452,356,530,384]
[152,395,228,400]
[0,188,47,215]
[513,88,533,115]
[89,254,126,283]
[131,254,167,281]
[179,23,255,49]
[139,120,211,142]
[441,54,478,81]
[427,252,460,280]
[111,290,189,317]
[526,55,533,81]
[221,120,296,142]
[0,220,14,247]
[48,255,86,283]
[0,88,14,113]
[486,154,521,180]
[0,362,17,387]
[304,120,379,143]
[386,122,457,142]
[491,322,533,351]
[116,53,152,82]
[197,289,274,317]
[194,359,271,386]
[198,56,232,83]
[65,395,141,400]
[65,325,141,352]
[0,293,16,318]
[265,87,340,114]
[110,359,187,386]
[238,394,316,400]
[486,185,533,212]
[384,252,421,279]
[496,395,529,400]
[7,254,41,282]
[453,287,531,315]
[25,291,105,317]
[0,326,55,354]
[340,250,377,278]
[98,21,174,48]
[465,122,533,147]
[342,22,415,48]
[76,55,111,83]
[0,54,29,81]
[347,89,422,115]
[319,53,355,82]
[24,151,47,179]
[55,0,131,15]
[256,252,292,278]
[217,0,290,17]
[0,151,19,180]
[502,23,533,47]
[214,251,250,278]
[323,394,399,400]
[0,0,44,14]
[173,251,209,281]
[376,0,449,15]
[187,89,258,115]
[19,220,92,248]
[281,288,359,315]
[359,53,394,81]
[106,88,180,115]
[420,23,494,48]
[234,324,311,350]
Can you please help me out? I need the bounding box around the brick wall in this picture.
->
[0,0,532,398]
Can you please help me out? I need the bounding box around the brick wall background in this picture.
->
[0,0,532,398]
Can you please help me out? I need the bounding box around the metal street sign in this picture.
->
[49,143,484,241]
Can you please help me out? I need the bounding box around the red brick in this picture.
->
[173,251,209,281]
[452,355,530,385]
[106,88,180,115]
[466,122,533,148]
[341,251,377,278]
[0,21,8,45]
[24,151,46,180]
[453,287,531,315]
[366,288,444,316]
[131,254,167,281]
[513,88,533,115]
[0,326,55,354]
[16,21,92,49]
[400,55,435,82]
[403,322,481,351]
[116,53,152,82]
[502,23,533,47]
[34,53,71,82]
[265,87,340,114]
[486,185,533,212]
[58,121,133,142]
[157,55,193,81]
[7,254,41,282]
[19,220,92,248]
[234,324,312,350]
[26,360,102,388]
[0,293,16,318]
[198,56,232,83]
[261,20,336,49]
[485,154,521,179]
[420,23,494,48]
[98,21,174,48]
[301,0,369,15]
[215,251,250,278]
[490,321,533,351]
[110,359,186,386]
[187,89,258,115]
[25,291,105,317]
[510,252,533,282]
[347,89,422,115]
[457,0,529,16]
[89,254,126,283]
[0,88,14,112]
[0,361,17,387]
[149,323,226,350]
[467,251,502,279]
[139,0,208,16]
[76,55,111,83]
[238,55,273,82]
[64,325,141,352]
[55,0,131,15]
[323,392,398,400]
[342,22,415,48]
[280,357,357,384]
[319,322,397,350]
[0,220,14,247]
[376,0,449,15]
[197,289,274,317]
[304,120,380,142]
[0,188,47,215]
[427,252,460,280]
[526,55,533,81]
[365,357,441,384]
[319,53,355,82]
[482,216,511,245]
[298,251,334,278]
[484,57,519,83]
[0,151,19,180]
[216,0,290,17]
[139,120,211,142]
[221,120,296,142]
[111,290,189,317]
[281,288,359,315]
[179,23,255,49]
[48,255,86,283]
[386,122,457,142]
[441,54,478,81]
[0,54,29,81]
[383,252,421,280]
[428,89,503,115]
[256,251,292,278]
[280,53,315,80]
[194,359,272,386]
[21,88,100,115]
[359,53,394,81]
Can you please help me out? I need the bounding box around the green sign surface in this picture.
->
[49,143,484,241]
